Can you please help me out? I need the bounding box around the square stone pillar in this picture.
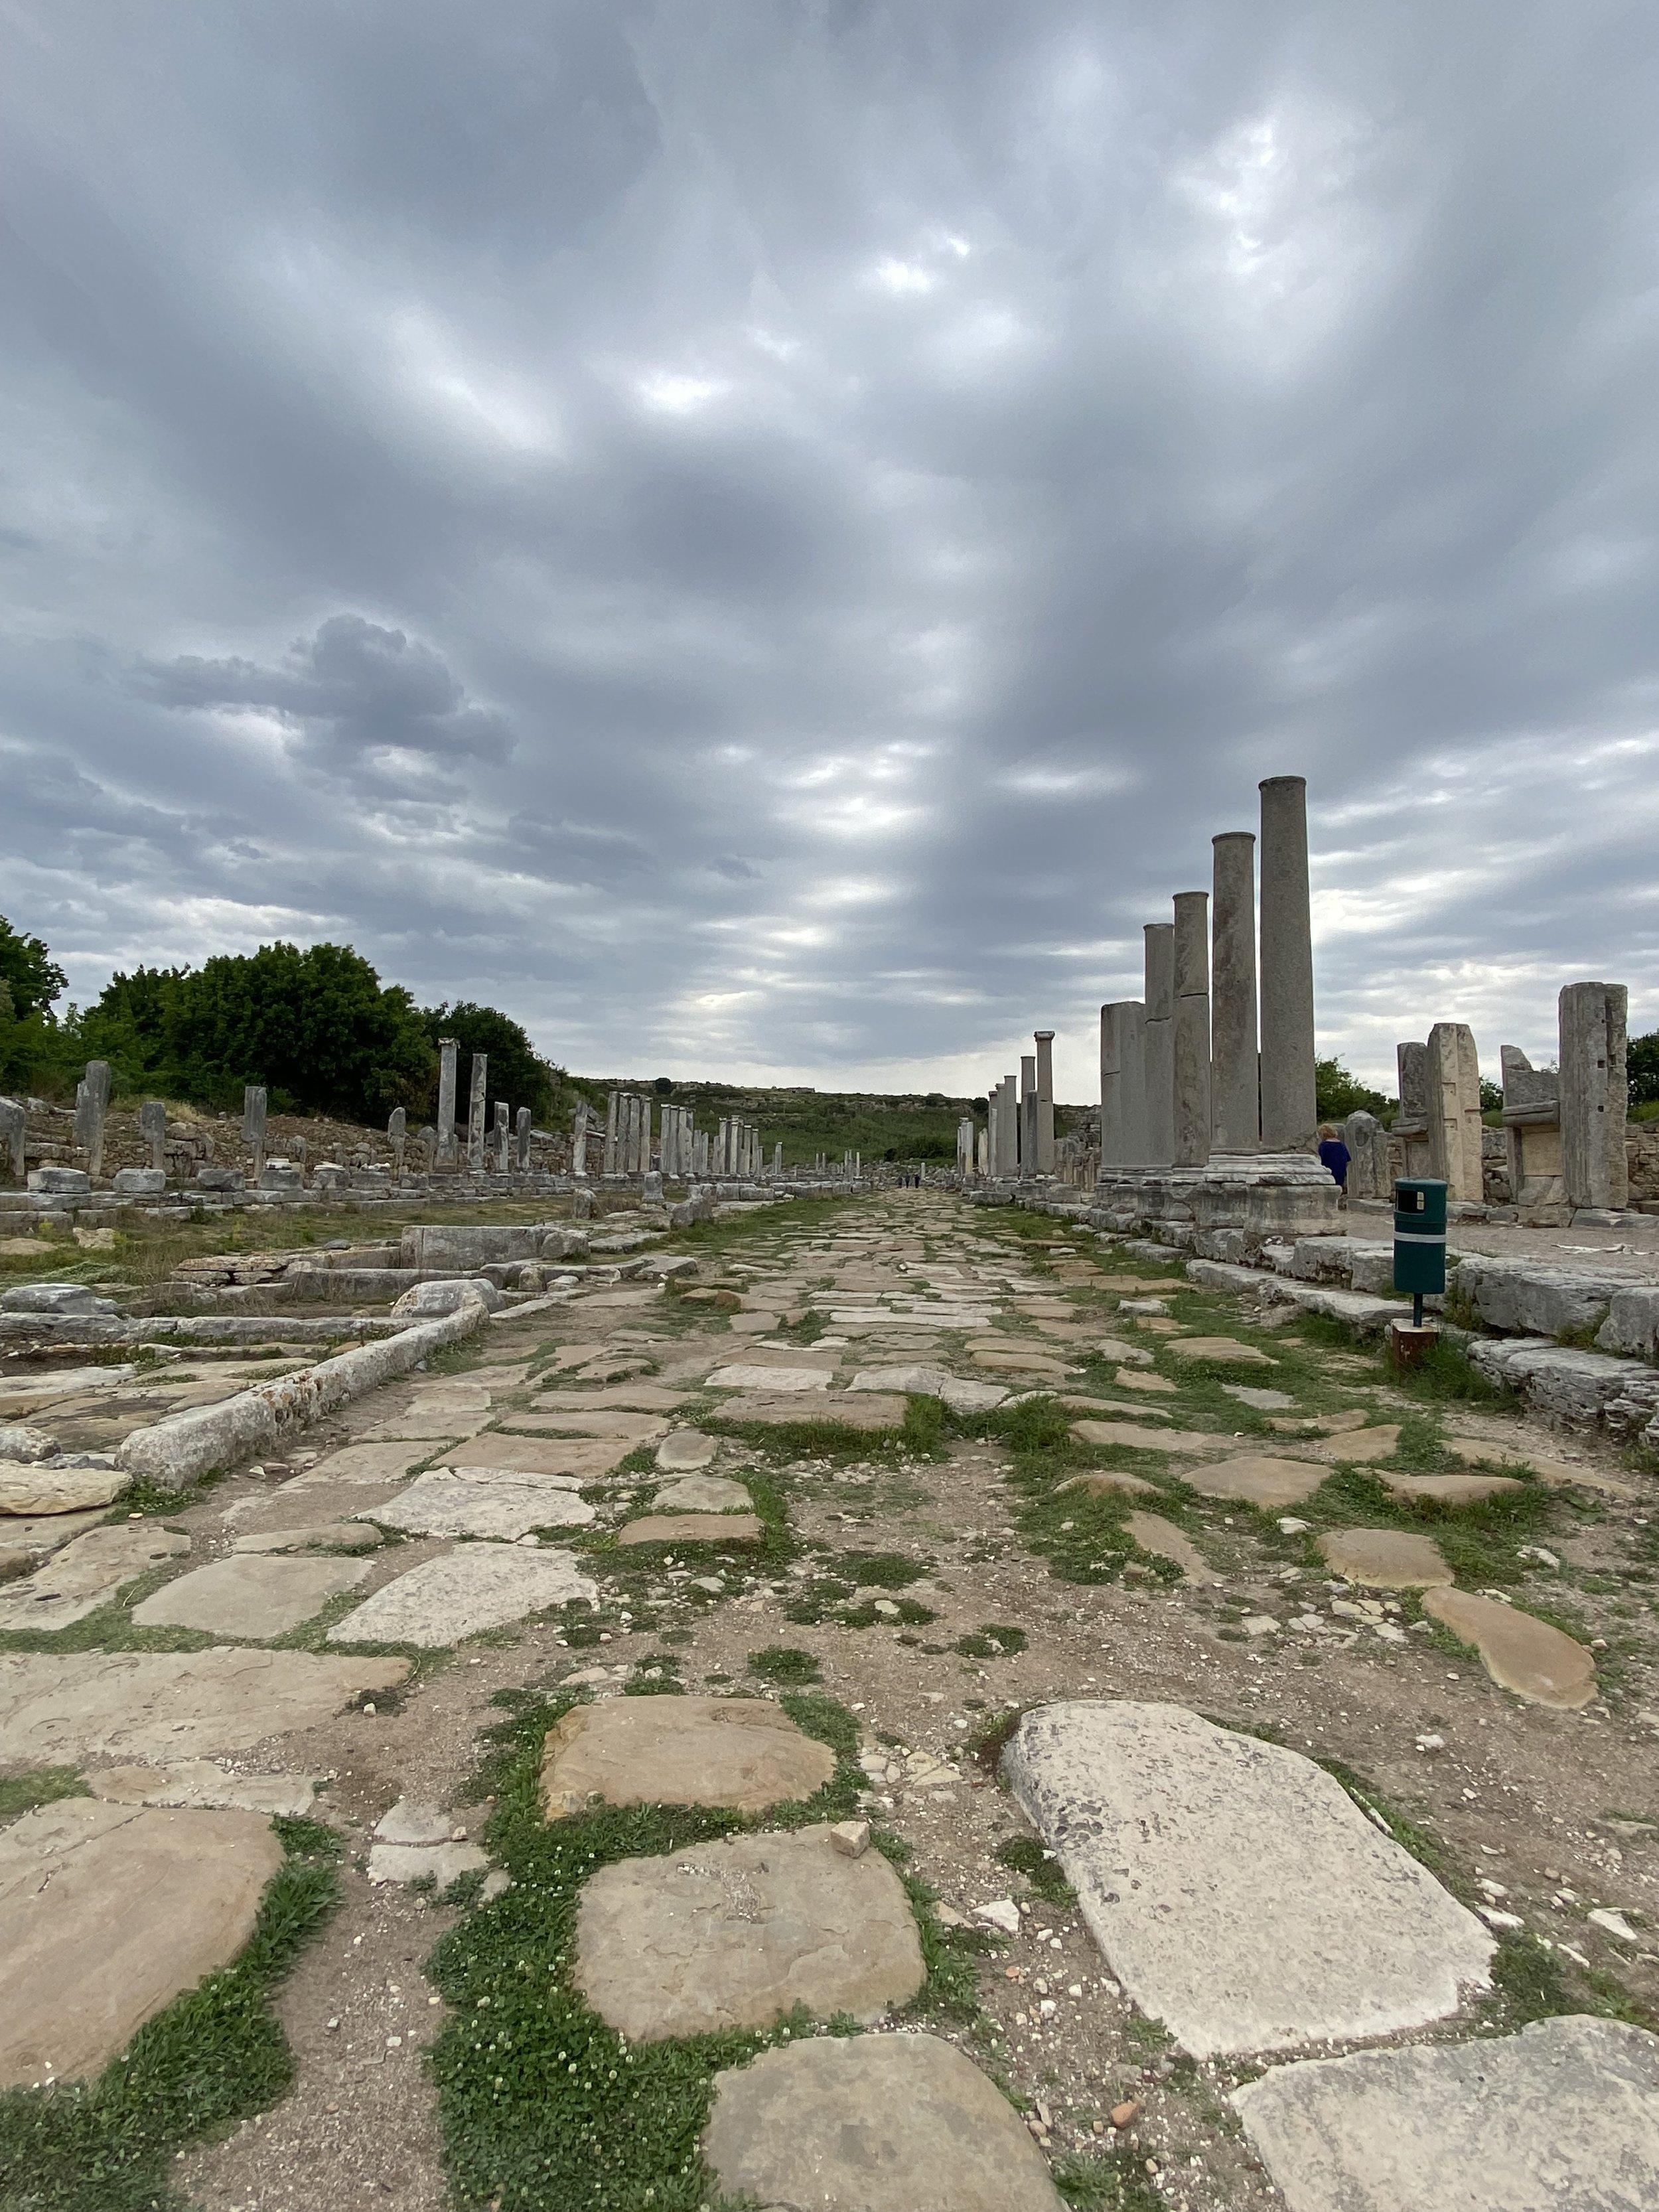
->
[603,1091,618,1175]
[1100,1002,1147,1167]
[1034,1031,1056,1173]
[1425,1023,1482,1201]
[138,1100,168,1173]
[242,1084,268,1181]
[1393,1043,1432,1179]
[573,1097,590,1178]
[1259,775,1318,1151]
[1210,830,1260,1153]
[1171,891,1212,1169]
[994,1073,1019,1175]
[387,1106,407,1178]
[467,1054,488,1171]
[1500,1045,1563,1212]
[515,1106,532,1173]
[1342,1110,1389,1199]
[436,1039,459,1163]
[1020,1055,1037,1172]
[1143,924,1175,1167]
[958,1116,974,1177]
[493,1102,510,1173]
[0,1098,25,1184]
[1559,982,1628,1211]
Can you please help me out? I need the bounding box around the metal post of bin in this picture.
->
[1391,1177,1447,1366]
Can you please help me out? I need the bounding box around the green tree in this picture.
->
[0,916,66,1020]
[419,1001,555,1124]
[1315,1057,1390,1122]
[1630,1029,1659,1108]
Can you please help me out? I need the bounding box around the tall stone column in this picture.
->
[1425,1023,1482,1201]
[573,1098,590,1178]
[1143,924,1175,1166]
[493,1101,510,1173]
[1559,982,1628,1211]
[603,1091,618,1175]
[1210,831,1260,1153]
[1100,1002,1149,1167]
[997,1073,1020,1175]
[436,1040,459,1163]
[1020,1055,1037,1173]
[0,1098,24,1184]
[242,1084,268,1181]
[388,1106,407,1178]
[138,1100,167,1173]
[1259,775,1317,1151]
[467,1054,488,1171]
[1034,1031,1056,1173]
[74,1061,111,1179]
[515,1106,532,1173]
[1171,891,1212,1169]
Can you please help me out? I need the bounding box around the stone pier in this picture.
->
[242,1086,268,1182]
[1100,1001,1147,1169]
[492,1103,510,1173]
[1171,892,1211,1170]
[1258,774,1317,1151]
[1425,1023,1482,1202]
[0,1098,24,1184]
[603,1092,619,1176]
[138,1100,168,1173]
[997,1073,1019,1177]
[1143,923,1175,1167]
[72,1061,112,1180]
[1560,982,1628,1212]
[1020,1055,1037,1172]
[572,1098,590,1178]
[1210,831,1259,1154]
[467,1055,488,1173]
[436,1039,459,1165]
[387,1107,406,1178]
[1034,1031,1056,1174]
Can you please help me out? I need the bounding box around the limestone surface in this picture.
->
[0,1522,189,1632]
[90,1761,321,1816]
[1167,1337,1277,1366]
[0,1649,408,1762]
[707,1364,832,1392]
[1421,1587,1597,1708]
[542,1696,834,1818]
[1233,2014,1659,2212]
[132,1554,372,1638]
[1056,1469,1159,1499]
[0,1797,283,2088]
[1305,1424,1402,1465]
[971,1349,1068,1376]
[1183,1453,1328,1507]
[618,1512,764,1547]
[502,1409,664,1439]
[0,1461,125,1515]
[233,1520,383,1554]
[1070,1420,1216,1455]
[362,1469,595,1540]
[302,1441,435,1484]
[575,1824,924,2039]
[1124,1512,1218,1582]
[849,1365,1008,1410]
[445,1434,631,1478]
[702,2033,1064,2212]
[327,1547,597,1647]
[1319,1529,1452,1587]
[1381,1471,1526,1506]
[1003,1701,1493,2057]
[713,1391,908,1430]
[650,1475,753,1512]
[534,1385,689,1412]
[654,1428,717,1471]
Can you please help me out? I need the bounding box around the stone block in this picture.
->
[1,1284,116,1315]
[0,1522,189,1632]
[1451,1254,1627,1338]
[1559,981,1628,1211]
[111,1167,167,1196]
[1598,1286,1659,1361]
[390,1276,501,1317]
[1421,1588,1596,1708]
[362,1469,594,1540]
[194,1167,244,1191]
[131,1554,372,1638]
[541,1696,834,1818]
[575,1824,924,2039]
[1425,1023,1483,1202]
[27,1167,91,1195]
[327,1545,597,1647]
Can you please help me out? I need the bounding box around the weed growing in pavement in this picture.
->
[1053,2153,1167,2210]
[956,1624,1029,1659]
[0,1816,340,2212]
[747,1644,823,1684]
[427,1684,984,2212]
[0,1766,89,1823]
[995,1834,1076,1906]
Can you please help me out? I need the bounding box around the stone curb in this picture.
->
[115,1295,494,1489]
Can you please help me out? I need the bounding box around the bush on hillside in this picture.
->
[419,1002,557,1125]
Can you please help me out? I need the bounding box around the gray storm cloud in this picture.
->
[1,0,1655,1095]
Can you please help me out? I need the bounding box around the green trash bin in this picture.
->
[1394,1178,1447,1327]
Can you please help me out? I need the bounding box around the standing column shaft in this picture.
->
[1171,892,1212,1169]
[1100,1003,1149,1167]
[493,1102,510,1172]
[1001,1074,1020,1175]
[1143,924,1175,1166]
[1034,1031,1056,1173]
[1020,1054,1037,1173]
[1260,775,1318,1150]
[1210,831,1260,1153]
[467,1055,488,1171]
[603,1091,618,1175]
[436,1041,459,1163]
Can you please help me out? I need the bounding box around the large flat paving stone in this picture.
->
[707,1364,832,1393]
[502,1412,668,1441]
[1305,1424,1402,1465]
[301,1441,436,1483]
[0,1649,409,1761]
[0,1461,126,1514]
[1232,2014,1659,2212]
[1125,1512,1219,1582]
[1382,1470,1526,1505]
[655,1428,717,1471]
[532,1386,691,1412]
[651,1474,753,1512]
[89,1759,321,1816]
[362,1469,595,1540]
[0,1797,283,2087]
[326,1546,597,1647]
[132,1554,373,1637]
[443,1434,632,1478]
[1320,1528,1452,1587]
[849,1365,1007,1410]
[542,1695,834,1818]
[1003,1701,1494,2057]
[1183,1453,1329,1507]
[712,1391,908,1430]
[1070,1419,1217,1455]
[618,1512,764,1547]
[702,2032,1064,2212]
[575,1824,924,2039]
[1421,1587,1597,1708]
[0,1522,189,1632]
[1166,1336,1277,1365]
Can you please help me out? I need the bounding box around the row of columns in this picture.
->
[1100,774,1317,1170]
[982,1029,1056,1179]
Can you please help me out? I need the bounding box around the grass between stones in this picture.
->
[0,1766,90,1824]
[427,1686,987,2212]
[0,1816,342,2212]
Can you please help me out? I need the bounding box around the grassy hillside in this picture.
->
[558,1078,980,1165]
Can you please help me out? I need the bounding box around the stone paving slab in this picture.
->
[1183,1453,1329,1507]
[848,1365,1008,1410]
[0,1507,109,1556]
[532,1385,691,1412]
[0,1461,127,1514]
[133,1554,373,1637]
[707,1364,833,1392]
[0,1522,190,1631]
[89,1760,321,1816]
[0,1649,409,1762]
[542,1695,835,1818]
[232,1520,384,1554]
[1003,1701,1494,2057]
[1232,2014,1659,2212]
[651,1474,753,1512]
[712,1392,908,1430]
[1056,1469,1161,1499]
[1166,1337,1277,1366]
[326,1546,598,1647]
[0,1797,283,2087]
[575,1824,924,2039]
[362,1469,595,1540]
[702,2031,1064,2212]
[301,1441,437,1484]
[618,1512,764,1546]
[1319,1528,1452,1586]
[223,1477,411,1534]
[1381,1470,1526,1505]
[443,1434,632,1477]
[1124,1512,1219,1582]
[1070,1419,1216,1454]
[1304,1424,1402,1465]
[497,1412,668,1441]
[1422,1587,1597,1708]
[655,1428,717,1471]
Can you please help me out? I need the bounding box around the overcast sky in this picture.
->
[4,2,1656,1100]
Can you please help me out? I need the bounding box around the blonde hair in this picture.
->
[1318,1124,1337,1140]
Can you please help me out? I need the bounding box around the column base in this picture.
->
[1092,1153,1340,1245]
